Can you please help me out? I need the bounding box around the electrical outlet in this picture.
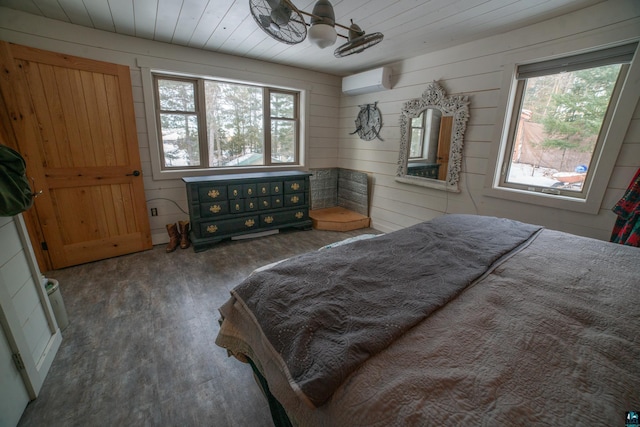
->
[151,208,158,216]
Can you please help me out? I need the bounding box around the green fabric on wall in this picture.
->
[0,145,33,216]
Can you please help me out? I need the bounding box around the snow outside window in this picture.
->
[498,43,636,200]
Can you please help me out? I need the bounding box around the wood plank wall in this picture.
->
[0,7,341,245]
[338,1,640,239]
[1,2,638,244]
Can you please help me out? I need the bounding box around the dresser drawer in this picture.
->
[284,193,305,207]
[245,198,258,211]
[260,209,308,227]
[284,179,305,193]
[229,200,244,213]
[200,202,229,217]
[259,197,271,210]
[271,181,283,195]
[200,215,259,237]
[228,185,242,199]
[199,185,227,202]
[257,182,271,196]
[257,195,284,209]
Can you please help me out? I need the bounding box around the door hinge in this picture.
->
[41,241,48,250]
[12,352,25,371]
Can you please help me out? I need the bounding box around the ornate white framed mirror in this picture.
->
[395,81,470,192]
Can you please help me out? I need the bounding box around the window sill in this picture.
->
[482,185,599,214]
[150,165,307,181]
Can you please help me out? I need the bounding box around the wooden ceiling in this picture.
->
[0,0,605,75]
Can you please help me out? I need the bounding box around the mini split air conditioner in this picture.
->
[342,66,391,95]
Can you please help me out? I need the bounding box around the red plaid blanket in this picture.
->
[611,167,640,247]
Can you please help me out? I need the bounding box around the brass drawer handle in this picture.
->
[245,219,255,227]
[290,196,299,203]
[206,225,218,234]
[208,189,220,199]
[209,205,221,213]
[248,188,253,195]
[264,216,274,224]
[290,183,300,191]
[295,211,304,219]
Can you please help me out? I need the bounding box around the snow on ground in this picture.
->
[507,163,560,187]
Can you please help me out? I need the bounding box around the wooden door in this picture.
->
[0,42,152,269]
[437,116,453,181]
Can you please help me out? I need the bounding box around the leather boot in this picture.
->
[165,223,181,253]
[178,220,191,249]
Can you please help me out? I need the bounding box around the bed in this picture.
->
[215,214,640,426]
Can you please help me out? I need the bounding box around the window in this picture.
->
[498,43,637,199]
[154,74,300,170]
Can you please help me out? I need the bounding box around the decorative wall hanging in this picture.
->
[351,102,383,141]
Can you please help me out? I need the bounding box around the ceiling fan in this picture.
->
[248,0,384,57]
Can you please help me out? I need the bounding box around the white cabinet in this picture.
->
[0,215,62,426]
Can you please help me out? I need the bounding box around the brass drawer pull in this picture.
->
[295,211,304,219]
[208,189,220,199]
[290,183,300,191]
[206,225,218,234]
[290,196,299,203]
[245,219,255,227]
[209,205,221,213]
[264,216,274,224]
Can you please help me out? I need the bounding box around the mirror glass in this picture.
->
[396,81,469,192]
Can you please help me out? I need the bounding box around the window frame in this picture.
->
[484,41,640,214]
[153,73,301,172]
[138,59,310,182]
[266,89,300,165]
[408,115,426,159]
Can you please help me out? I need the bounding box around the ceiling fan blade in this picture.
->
[258,15,273,28]
[266,0,282,9]
[270,4,292,27]
[249,0,307,44]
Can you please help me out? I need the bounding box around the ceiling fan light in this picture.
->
[308,0,336,48]
[308,23,337,48]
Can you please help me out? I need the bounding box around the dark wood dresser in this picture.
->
[407,162,440,179]
[183,171,312,251]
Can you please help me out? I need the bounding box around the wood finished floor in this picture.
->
[18,227,377,427]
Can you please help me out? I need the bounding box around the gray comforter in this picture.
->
[226,214,542,407]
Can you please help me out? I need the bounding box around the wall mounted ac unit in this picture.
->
[342,66,391,95]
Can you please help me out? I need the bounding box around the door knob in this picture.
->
[126,170,141,177]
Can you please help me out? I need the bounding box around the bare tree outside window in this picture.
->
[154,75,300,170]
[157,79,201,167]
